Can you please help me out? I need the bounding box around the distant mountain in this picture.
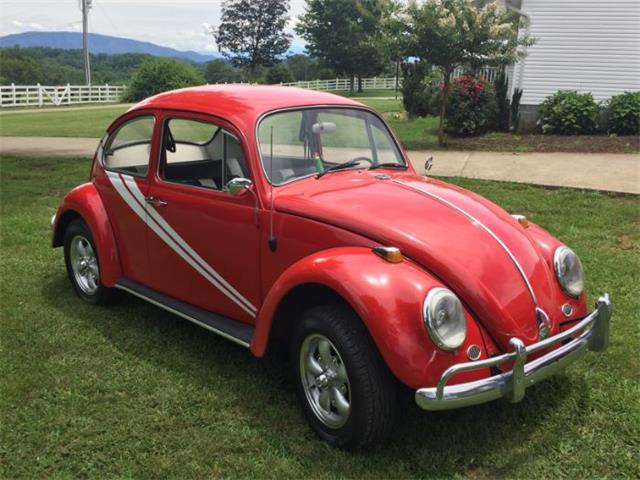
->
[0,31,220,63]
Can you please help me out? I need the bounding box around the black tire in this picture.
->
[63,219,114,305]
[291,304,397,449]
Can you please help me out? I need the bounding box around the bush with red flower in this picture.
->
[445,74,497,136]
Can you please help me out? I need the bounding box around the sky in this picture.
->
[0,0,308,53]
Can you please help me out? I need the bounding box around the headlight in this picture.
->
[554,246,584,297]
[423,288,467,351]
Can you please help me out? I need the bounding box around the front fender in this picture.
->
[52,182,121,287]
[526,223,588,319]
[252,247,491,389]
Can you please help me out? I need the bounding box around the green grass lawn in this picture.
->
[0,105,129,138]
[1,155,638,478]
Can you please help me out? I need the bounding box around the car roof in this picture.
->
[128,85,366,129]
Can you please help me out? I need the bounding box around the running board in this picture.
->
[115,279,255,348]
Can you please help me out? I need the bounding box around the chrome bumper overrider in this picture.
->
[415,294,612,411]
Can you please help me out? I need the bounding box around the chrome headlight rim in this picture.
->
[553,246,585,298]
[423,287,467,352]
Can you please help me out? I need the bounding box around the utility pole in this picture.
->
[81,0,93,84]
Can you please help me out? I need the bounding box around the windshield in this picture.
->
[257,107,405,184]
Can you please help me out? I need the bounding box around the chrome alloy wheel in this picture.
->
[299,333,351,429]
[69,235,99,295]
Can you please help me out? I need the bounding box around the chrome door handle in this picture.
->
[144,196,167,207]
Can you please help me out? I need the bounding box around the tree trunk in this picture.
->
[357,74,363,93]
[438,69,452,146]
[349,75,355,93]
[395,60,399,100]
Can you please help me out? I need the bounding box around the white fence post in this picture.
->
[11,83,16,106]
[37,83,43,107]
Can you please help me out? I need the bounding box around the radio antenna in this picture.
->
[268,126,277,252]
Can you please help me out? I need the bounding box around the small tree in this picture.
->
[204,59,241,84]
[296,0,395,92]
[214,0,292,77]
[124,58,204,101]
[263,63,295,84]
[405,0,534,145]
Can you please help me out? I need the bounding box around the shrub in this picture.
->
[401,62,439,117]
[539,90,599,134]
[510,87,523,131]
[263,63,294,84]
[607,91,640,135]
[124,58,204,102]
[445,75,497,136]
[494,69,510,131]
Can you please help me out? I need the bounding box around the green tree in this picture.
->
[263,63,294,84]
[204,59,241,84]
[0,48,45,84]
[124,58,204,101]
[285,54,335,81]
[405,0,534,144]
[0,47,150,85]
[296,0,396,92]
[214,0,292,77]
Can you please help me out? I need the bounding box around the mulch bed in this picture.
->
[445,133,640,154]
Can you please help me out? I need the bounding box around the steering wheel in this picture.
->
[349,156,375,166]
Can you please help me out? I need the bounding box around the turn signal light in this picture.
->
[373,246,403,263]
[512,214,529,228]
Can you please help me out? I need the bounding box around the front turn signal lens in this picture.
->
[512,214,529,228]
[373,246,403,263]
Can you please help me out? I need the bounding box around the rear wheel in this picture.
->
[291,304,397,449]
[64,219,113,305]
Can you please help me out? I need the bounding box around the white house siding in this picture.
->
[513,0,640,106]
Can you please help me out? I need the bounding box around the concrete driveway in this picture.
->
[1,136,638,194]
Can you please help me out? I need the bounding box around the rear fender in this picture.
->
[52,182,121,287]
[252,247,490,389]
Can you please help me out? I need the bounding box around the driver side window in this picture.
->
[160,117,249,191]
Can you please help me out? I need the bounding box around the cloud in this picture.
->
[202,22,215,35]
[11,20,44,30]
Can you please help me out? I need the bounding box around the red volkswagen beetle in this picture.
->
[52,85,611,449]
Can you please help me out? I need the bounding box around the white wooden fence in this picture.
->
[279,68,500,92]
[0,83,126,108]
[280,77,400,91]
[0,68,501,108]
[452,66,500,83]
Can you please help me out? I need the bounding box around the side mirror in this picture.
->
[226,177,253,196]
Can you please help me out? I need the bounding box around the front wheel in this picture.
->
[63,219,113,305]
[291,304,397,449]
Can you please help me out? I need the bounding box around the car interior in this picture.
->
[161,124,250,191]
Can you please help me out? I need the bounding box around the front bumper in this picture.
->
[415,294,612,411]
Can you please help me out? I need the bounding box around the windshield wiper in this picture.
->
[369,162,408,170]
[316,159,363,178]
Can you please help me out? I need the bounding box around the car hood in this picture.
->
[274,170,562,351]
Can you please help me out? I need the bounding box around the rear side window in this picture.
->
[104,116,155,176]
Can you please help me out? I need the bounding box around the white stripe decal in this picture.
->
[106,172,257,317]
[121,175,257,314]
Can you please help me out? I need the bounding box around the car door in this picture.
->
[93,113,158,286]
[144,112,261,323]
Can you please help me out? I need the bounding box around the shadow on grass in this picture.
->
[41,273,588,477]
